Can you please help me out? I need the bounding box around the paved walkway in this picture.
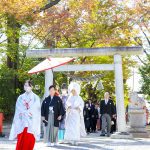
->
[1,132,150,150]
[1,123,150,150]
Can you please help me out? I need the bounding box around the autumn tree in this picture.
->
[0,0,144,116]
[0,0,61,116]
[30,0,138,103]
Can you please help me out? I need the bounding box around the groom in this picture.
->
[41,85,65,146]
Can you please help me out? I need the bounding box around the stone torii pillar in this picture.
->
[114,54,126,132]
[44,70,53,98]
[111,54,133,138]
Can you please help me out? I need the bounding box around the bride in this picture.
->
[64,82,86,145]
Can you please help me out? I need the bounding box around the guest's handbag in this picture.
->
[58,129,65,141]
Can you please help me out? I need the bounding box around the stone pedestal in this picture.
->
[127,109,149,138]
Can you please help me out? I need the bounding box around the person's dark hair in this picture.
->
[85,102,89,105]
[25,80,33,87]
[49,85,56,90]
[61,83,68,90]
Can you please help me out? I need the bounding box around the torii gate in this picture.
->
[26,46,142,138]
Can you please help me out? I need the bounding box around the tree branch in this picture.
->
[37,0,61,13]
[90,41,95,48]
[33,30,53,48]
[142,30,150,46]
[136,55,147,65]
[64,35,72,48]
[80,57,87,64]
[133,36,150,58]
[0,39,7,44]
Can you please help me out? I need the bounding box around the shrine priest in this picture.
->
[41,85,65,147]
[9,80,41,150]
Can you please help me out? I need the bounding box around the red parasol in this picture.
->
[28,57,74,74]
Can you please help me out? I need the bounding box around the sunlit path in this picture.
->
[1,132,150,150]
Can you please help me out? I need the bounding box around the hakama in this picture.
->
[16,127,35,150]
[44,108,58,143]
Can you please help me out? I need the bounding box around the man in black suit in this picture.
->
[100,92,115,137]
[41,85,65,146]
[83,103,91,134]
[90,104,99,133]
[88,100,95,132]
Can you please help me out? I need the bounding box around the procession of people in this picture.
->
[83,93,117,136]
[9,80,117,150]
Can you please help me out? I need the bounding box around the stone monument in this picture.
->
[127,92,149,138]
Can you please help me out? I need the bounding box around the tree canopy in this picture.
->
[0,0,146,117]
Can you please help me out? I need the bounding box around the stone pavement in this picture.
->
[1,123,150,150]
[0,132,150,150]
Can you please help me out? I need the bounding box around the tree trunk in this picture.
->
[6,15,21,99]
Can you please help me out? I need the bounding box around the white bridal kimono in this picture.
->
[9,91,41,141]
[64,82,86,142]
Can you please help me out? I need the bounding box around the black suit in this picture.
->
[41,95,65,127]
[100,99,115,117]
[91,108,98,132]
[83,107,91,133]
[100,99,115,136]
[88,103,95,131]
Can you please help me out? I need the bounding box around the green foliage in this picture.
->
[0,65,16,116]
[139,55,150,98]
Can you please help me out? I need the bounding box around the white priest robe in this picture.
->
[9,91,41,141]
[64,95,86,141]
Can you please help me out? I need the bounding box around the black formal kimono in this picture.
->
[90,107,98,132]
[41,95,65,143]
[83,106,91,133]
[41,95,65,127]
